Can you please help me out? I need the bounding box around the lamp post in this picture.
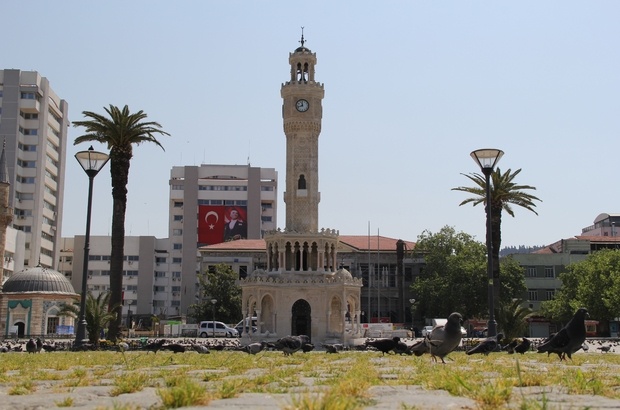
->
[470,148,503,338]
[74,146,110,347]
[409,298,416,337]
[210,298,217,337]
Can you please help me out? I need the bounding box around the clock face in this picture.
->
[296,99,309,112]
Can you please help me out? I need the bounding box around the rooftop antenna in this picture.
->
[299,26,305,47]
[247,140,251,166]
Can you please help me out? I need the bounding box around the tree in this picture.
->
[410,226,526,321]
[189,264,242,324]
[452,168,541,304]
[58,291,118,346]
[73,105,170,341]
[541,249,620,334]
[495,298,532,340]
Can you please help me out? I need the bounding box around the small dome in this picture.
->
[294,46,312,53]
[2,265,76,294]
[334,268,353,281]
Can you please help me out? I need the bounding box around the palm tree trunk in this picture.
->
[107,154,130,341]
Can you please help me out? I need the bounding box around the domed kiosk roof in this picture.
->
[2,265,76,294]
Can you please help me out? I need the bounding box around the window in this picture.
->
[171,184,183,190]
[23,129,38,135]
[298,174,306,189]
[173,229,183,235]
[153,286,166,293]
[155,257,167,264]
[172,271,181,278]
[173,201,183,208]
[526,267,537,277]
[17,176,36,184]
[17,159,36,168]
[545,289,555,300]
[172,286,181,292]
[173,215,183,221]
[154,271,166,278]
[261,216,272,222]
[47,317,58,334]
[173,243,182,250]
[544,267,555,278]
[18,143,37,152]
[172,257,182,264]
[528,290,539,301]
[21,92,36,99]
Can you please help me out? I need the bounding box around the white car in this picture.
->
[198,321,239,338]
[421,326,434,337]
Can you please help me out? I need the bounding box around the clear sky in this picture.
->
[3,1,619,248]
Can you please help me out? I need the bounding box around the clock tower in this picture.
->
[240,33,362,345]
[281,32,325,233]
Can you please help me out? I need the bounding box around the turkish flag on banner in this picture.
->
[198,205,226,245]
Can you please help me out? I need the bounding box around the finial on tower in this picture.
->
[299,26,305,47]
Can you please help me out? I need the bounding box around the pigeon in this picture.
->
[36,338,43,353]
[466,333,503,356]
[270,335,312,356]
[503,339,518,354]
[537,308,588,361]
[514,338,531,354]
[26,338,38,354]
[191,344,211,354]
[597,345,611,353]
[393,339,412,355]
[364,337,401,356]
[163,343,186,353]
[241,342,268,355]
[301,343,315,353]
[117,342,130,352]
[409,312,463,363]
[144,339,166,354]
[322,343,344,354]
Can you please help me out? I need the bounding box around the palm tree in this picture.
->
[452,168,541,303]
[495,298,533,340]
[58,291,118,346]
[73,105,170,341]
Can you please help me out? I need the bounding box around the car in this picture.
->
[198,321,239,338]
[421,325,434,337]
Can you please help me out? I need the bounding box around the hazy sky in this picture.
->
[3,2,619,247]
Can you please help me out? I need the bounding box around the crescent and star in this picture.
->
[205,211,219,230]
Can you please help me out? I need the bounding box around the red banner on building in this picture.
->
[198,206,248,245]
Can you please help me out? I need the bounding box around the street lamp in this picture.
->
[409,298,416,337]
[74,146,110,347]
[470,148,504,338]
[210,298,217,337]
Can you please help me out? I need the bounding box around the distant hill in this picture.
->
[500,245,545,257]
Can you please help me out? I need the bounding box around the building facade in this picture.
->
[0,70,68,269]
[168,164,277,318]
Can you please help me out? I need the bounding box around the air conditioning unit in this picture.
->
[156,263,160,266]
[132,290,136,294]
[128,261,133,265]
[88,275,92,279]
[173,292,179,296]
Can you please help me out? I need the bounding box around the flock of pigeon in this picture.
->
[359,307,617,363]
[2,308,618,361]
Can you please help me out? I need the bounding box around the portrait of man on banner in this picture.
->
[224,206,247,241]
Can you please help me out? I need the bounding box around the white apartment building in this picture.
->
[0,70,68,269]
[59,164,278,323]
[169,164,277,316]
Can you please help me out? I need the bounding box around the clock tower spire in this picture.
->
[281,31,325,232]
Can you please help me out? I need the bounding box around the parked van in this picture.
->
[198,321,239,338]
[235,317,258,335]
